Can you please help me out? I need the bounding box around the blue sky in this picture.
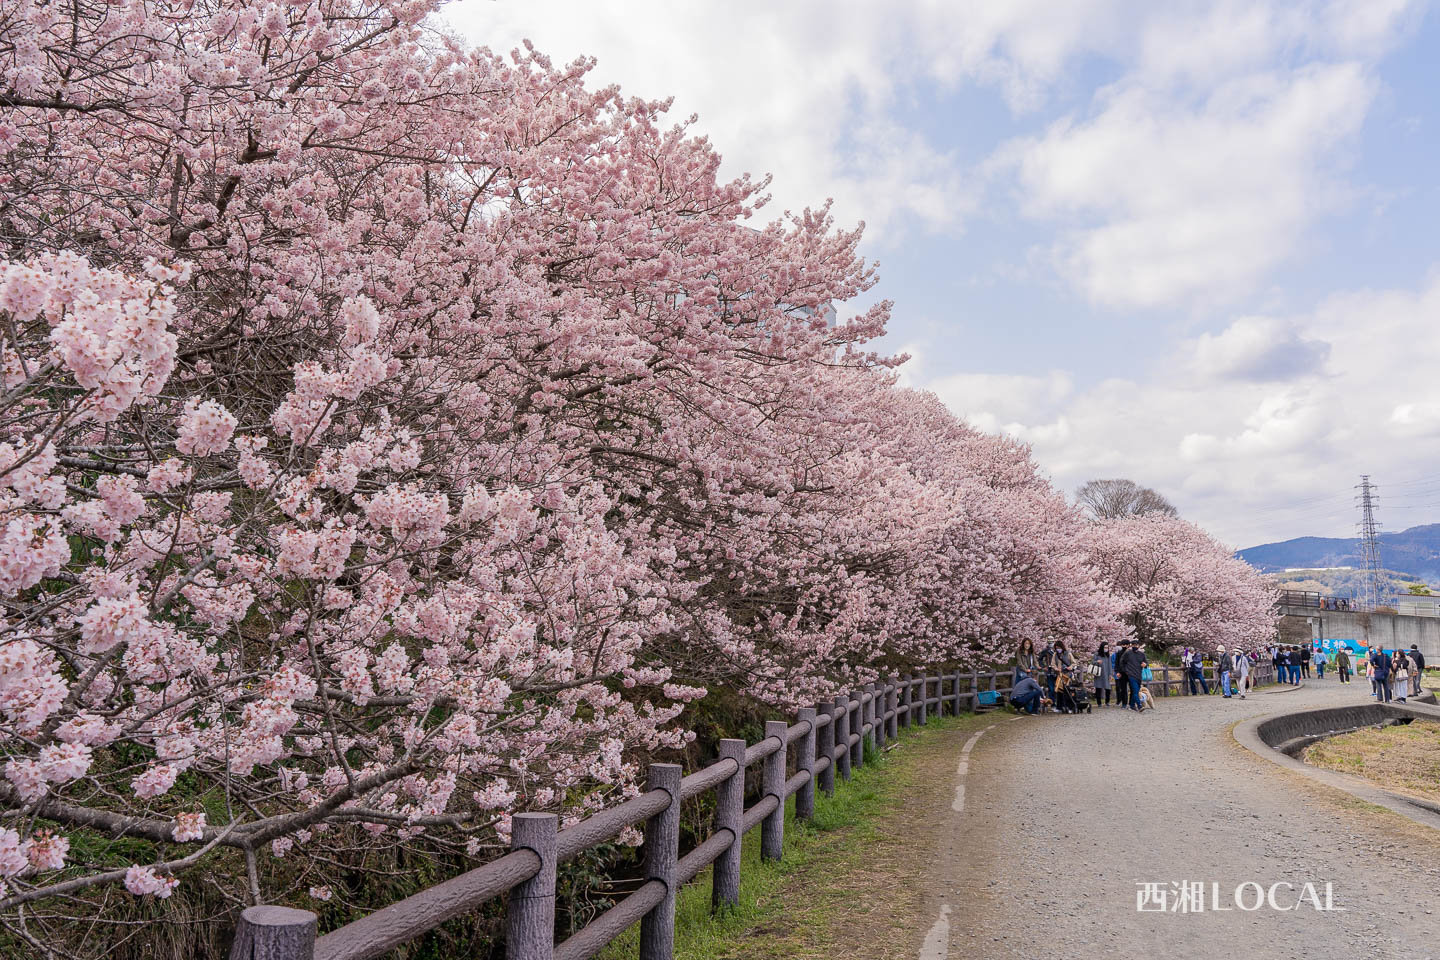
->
[448,0,1440,548]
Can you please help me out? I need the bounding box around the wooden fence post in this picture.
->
[639,763,682,960]
[761,721,787,861]
[863,683,876,755]
[836,696,851,782]
[950,672,961,715]
[507,813,557,960]
[712,739,746,912]
[1162,665,1170,696]
[848,691,863,770]
[796,707,817,821]
[816,701,835,798]
[918,675,928,726]
[873,683,886,751]
[900,673,911,729]
[969,669,978,711]
[887,679,899,739]
[228,906,317,960]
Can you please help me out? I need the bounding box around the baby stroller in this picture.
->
[1054,672,1092,714]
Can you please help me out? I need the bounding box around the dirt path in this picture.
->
[919,680,1440,960]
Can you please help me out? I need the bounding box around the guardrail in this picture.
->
[1277,590,1357,610]
[225,661,1275,960]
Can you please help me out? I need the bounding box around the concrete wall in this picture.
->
[1253,702,1427,756]
[1278,604,1440,659]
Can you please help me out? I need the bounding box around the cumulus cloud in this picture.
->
[918,272,1440,545]
[922,370,1074,435]
[449,0,1417,301]
[1187,316,1331,381]
[998,63,1375,308]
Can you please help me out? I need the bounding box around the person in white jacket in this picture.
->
[1235,649,1250,699]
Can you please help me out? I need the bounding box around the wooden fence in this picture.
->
[226,661,1277,960]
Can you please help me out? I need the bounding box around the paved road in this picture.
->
[918,679,1440,960]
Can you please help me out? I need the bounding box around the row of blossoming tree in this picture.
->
[0,0,1274,951]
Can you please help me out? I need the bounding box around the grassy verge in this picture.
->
[597,711,991,960]
[1301,721,1440,804]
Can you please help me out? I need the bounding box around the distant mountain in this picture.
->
[1238,523,1440,584]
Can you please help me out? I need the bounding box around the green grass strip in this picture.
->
[597,712,989,960]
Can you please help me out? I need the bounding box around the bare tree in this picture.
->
[1075,478,1178,520]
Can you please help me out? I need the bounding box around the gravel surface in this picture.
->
[920,680,1440,960]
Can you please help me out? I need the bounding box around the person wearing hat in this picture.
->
[1217,644,1234,698]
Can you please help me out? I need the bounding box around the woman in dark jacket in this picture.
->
[1092,642,1115,706]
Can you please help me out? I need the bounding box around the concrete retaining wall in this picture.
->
[1252,702,1427,756]
[1278,604,1440,658]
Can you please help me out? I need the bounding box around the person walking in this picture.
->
[1300,644,1312,679]
[1093,642,1115,707]
[1218,645,1234,698]
[1370,647,1392,702]
[1408,644,1426,698]
[1315,650,1326,680]
[1235,649,1251,698]
[1291,646,1303,685]
[1118,641,1147,713]
[1337,646,1351,683]
[1187,650,1209,696]
[1111,644,1128,709]
[1276,646,1290,685]
[1392,650,1412,704]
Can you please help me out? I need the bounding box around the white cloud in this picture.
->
[447,1,1418,303]
[1188,315,1331,381]
[999,62,1376,308]
[921,370,1074,435]
[913,270,1440,545]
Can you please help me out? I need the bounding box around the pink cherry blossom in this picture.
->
[172,812,206,843]
[175,399,238,457]
[123,866,178,898]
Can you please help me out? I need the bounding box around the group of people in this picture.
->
[1011,639,1081,715]
[1011,640,1277,716]
[1268,644,1314,685]
[1008,635,1433,716]
[1009,639,1160,715]
[1178,647,1257,698]
[1363,644,1427,702]
[1267,640,1431,703]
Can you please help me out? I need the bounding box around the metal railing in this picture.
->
[1277,590,1362,611]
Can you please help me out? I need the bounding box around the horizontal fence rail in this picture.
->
[226,662,1275,960]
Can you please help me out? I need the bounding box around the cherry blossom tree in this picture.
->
[0,0,1270,949]
[1085,515,1275,654]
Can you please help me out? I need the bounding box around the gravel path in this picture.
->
[918,679,1440,960]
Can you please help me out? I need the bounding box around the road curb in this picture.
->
[1234,703,1440,832]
